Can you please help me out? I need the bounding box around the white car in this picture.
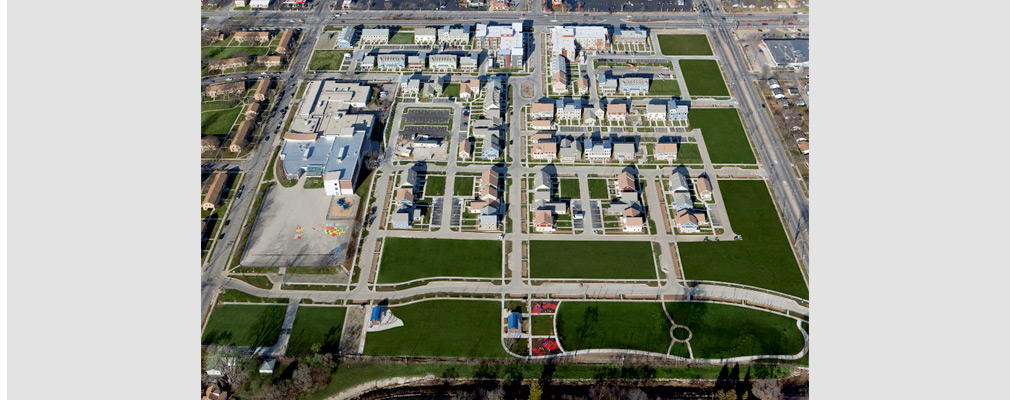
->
[225,77,233,81]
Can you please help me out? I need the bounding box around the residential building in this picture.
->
[234,31,271,43]
[533,209,555,232]
[484,79,502,113]
[202,172,227,211]
[584,137,612,162]
[530,102,554,119]
[621,207,645,232]
[668,100,689,121]
[696,175,713,201]
[798,141,809,154]
[480,185,500,202]
[577,75,589,95]
[673,191,693,211]
[788,87,800,96]
[613,141,636,162]
[235,0,248,5]
[480,168,500,190]
[481,135,501,159]
[204,81,245,97]
[201,136,220,152]
[597,72,617,93]
[479,214,499,230]
[606,103,627,122]
[361,28,390,44]
[459,78,481,100]
[407,53,426,70]
[474,22,524,68]
[254,55,283,67]
[229,120,253,152]
[336,27,356,48]
[559,138,581,162]
[614,28,648,45]
[669,171,690,192]
[767,78,780,89]
[280,80,375,195]
[421,81,443,98]
[254,78,270,100]
[250,0,270,7]
[531,119,554,131]
[394,187,415,207]
[531,140,558,160]
[244,102,261,120]
[550,26,609,61]
[276,30,294,54]
[468,199,496,213]
[401,77,421,96]
[675,209,708,233]
[460,53,479,70]
[459,138,474,159]
[772,88,786,99]
[646,103,667,121]
[428,54,458,70]
[655,142,679,161]
[438,26,470,45]
[550,54,569,94]
[203,384,229,400]
[360,55,375,69]
[618,77,649,95]
[377,54,405,69]
[207,57,249,71]
[557,99,581,120]
[532,169,551,192]
[391,209,413,229]
[616,171,636,192]
[489,0,510,11]
[415,27,437,44]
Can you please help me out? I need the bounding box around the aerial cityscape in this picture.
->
[199,0,810,398]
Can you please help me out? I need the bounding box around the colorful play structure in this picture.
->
[532,338,561,356]
[532,302,557,314]
[336,197,351,210]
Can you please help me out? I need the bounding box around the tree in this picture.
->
[293,363,313,392]
[714,389,737,400]
[528,381,543,400]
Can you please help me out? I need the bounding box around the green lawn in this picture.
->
[424,175,446,197]
[443,83,461,98]
[675,143,703,164]
[378,238,501,283]
[202,99,242,112]
[309,50,348,70]
[688,108,756,165]
[657,34,713,56]
[559,178,580,199]
[556,302,671,354]
[287,307,347,355]
[363,300,507,357]
[201,107,242,136]
[531,315,554,336]
[678,180,808,298]
[389,31,415,44]
[201,46,269,61]
[587,178,610,199]
[529,240,656,279]
[679,60,730,98]
[304,177,324,189]
[666,302,805,359]
[453,176,474,196]
[302,362,790,400]
[201,304,286,347]
[233,275,272,289]
[648,79,681,96]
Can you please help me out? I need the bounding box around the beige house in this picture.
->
[202,172,227,211]
[208,57,249,71]
[480,185,500,202]
[230,120,254,153]
[459,138,474,160]
[234,31,271,43]
[254,78,270,101]
[616,171,636,192]
[459,79,481,100]
[530,102,554,119]
[530,120,553,131]
[201,136,220,152]
[606,103,628,122]
[674,208,709,233]
[533,209,555,232]
[531,141,558,160]
[480,169,499,190]
[244,102,261,120]
[654,142,679,161]
[621,207,645,232]
[255,55,284,67]
[696,175,713,201]
[204,81,246,97]
[276,30,294,54]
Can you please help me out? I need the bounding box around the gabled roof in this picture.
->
[533,209,554,226]
[616,171,636,191]
[696,175,712,194]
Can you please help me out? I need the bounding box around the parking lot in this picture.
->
[430,198,443,229]
[400,125,450,139]
[403,108,451,125]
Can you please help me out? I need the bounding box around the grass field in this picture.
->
[648,79,681,96]
[362,300,506,357]
[201,304,286,347]
[308,50,349,70]
[559,178,580,199]
[302,362,791,400]
[666,302,805,359]
[587,179,610,199]
[688,108,755,164]
[529,240,656,279]
[201,46,269,60]
[677,180,808,298]
[657,34,713,56]
[389,32,414,44]
[287,307,347,355]
[679,60,730,98]
[531,315,555,336]
[377,238,501,283]
[453,176,474,196]
[202,99,242,112]
[556,302,671,354]
[233,275,272,289]
[674,143,703,164]
[443,83,461,98]
[201,107,242,136]
[424,175,446,196]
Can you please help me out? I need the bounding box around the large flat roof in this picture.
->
[764,39,809,66]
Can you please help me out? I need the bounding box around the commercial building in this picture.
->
[550,26,609,61]
[761,39,809,69]
[475,22,524,68]
[280,81,375,195]
[361,28,390,44]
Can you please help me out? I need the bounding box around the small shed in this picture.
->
[259,359,276,374]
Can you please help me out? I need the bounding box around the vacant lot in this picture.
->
[309,50,349,70]
[443,83,461,98]
[389,31,415,44]
[559,178,580,199]
[648,79,681,96]
[531,315,554,336]
[556,302,671,354]
[666,302,805,359]
[688,108,756,164]
[201,304,286,347]
[454,176,474,196]
[287,307,347,355]
[657,34,713,56]
[674,143,703,164]
[529,240,656,279]
[424,175,446,197]
[587,179,610,199]
[378,238,501,283]
[679,60,730,98]
[677,180,808,298]
[201,107,242,136]
[362,300,507,357]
